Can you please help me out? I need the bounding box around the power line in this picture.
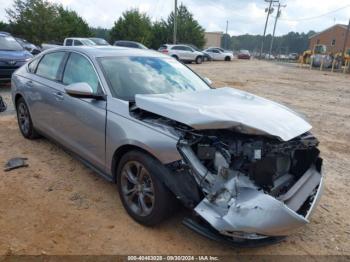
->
[275,4,350,22]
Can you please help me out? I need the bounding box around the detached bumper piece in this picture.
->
[183,217,285,248]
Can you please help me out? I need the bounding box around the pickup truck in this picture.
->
[41,37,96,50]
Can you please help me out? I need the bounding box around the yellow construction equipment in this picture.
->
[299,44,327,65]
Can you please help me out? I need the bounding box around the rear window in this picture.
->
[36,52,65,81]
[65,39,73,46]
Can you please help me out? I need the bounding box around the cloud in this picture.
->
[1,0,349,35]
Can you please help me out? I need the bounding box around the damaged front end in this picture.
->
[175,129,323,240]
[131,88,324,243]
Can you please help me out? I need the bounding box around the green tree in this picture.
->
[6,0,58,44]
[0,21,11,32]
[110,9,153,46]
[91,27,110,41]
[6,0,92,45]
[150,21,169,49]
[55,6,92,42]
[165,4,205,48]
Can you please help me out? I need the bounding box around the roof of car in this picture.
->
[42,46,166,58]
[65,37,92,40]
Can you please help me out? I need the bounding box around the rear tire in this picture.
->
[195,56,203,64]
[117,150,176,226]
[16,97,40,139]
[171,55,179,61]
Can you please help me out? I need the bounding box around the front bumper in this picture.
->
[193,162,324,239]
[0,66,21,79]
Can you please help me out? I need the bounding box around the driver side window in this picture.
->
[63,53,100,93]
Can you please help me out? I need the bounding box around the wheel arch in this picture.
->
[171,54,179,60]
[14,93,23,107]
[111,144,162,183]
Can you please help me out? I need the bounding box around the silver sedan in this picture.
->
[11,46,323,246]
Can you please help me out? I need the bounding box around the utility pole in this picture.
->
[173,0,177,44]
[225,20,229,49]
[260,0,279,59]
[341,19,350,63]
[268,3,286,59]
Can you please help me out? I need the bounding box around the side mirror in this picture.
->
[203,77,213,85]
[65,82,105,100]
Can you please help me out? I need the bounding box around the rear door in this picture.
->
[26,51,67,137]
[56,52,107,171]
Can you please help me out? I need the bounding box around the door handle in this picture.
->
[53,91,64,101]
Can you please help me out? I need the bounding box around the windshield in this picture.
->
[90,38,109,45]
[99,56,210,100]
[0,36,24,51]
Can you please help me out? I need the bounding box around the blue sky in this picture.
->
[1,0,350,35]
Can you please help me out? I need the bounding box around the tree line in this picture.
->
[0,0,205,49]
[222,31,316,54]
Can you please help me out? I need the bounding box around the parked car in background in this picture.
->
[11,46,324,246]
[159,44,204,64]
[64,38,96,46]
[114,40,148,49]
[15,37,41,55]
[265,54,276,60]
[89,38,110,46]
[0,32,33,80]
[288,53,299,60]
[277,54,288,60]
[42,38,96,50]
[237,50,251,60]
[41,41,62,51]
[183,44,212,61]
[203,47,233,61]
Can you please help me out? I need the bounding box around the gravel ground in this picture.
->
[0,60,349,255]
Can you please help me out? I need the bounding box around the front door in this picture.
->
[54,52,106,172]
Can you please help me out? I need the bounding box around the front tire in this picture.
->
[117,150,175,226]
[16,97,40,139]
[225,56,231,61]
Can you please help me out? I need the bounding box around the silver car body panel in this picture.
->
[135,87,312,141]
[194,166,323,237]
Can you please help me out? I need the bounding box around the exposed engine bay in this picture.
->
[131,98,324,240]
[176,129,323,238]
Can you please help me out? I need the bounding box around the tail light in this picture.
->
[161,49,169,54]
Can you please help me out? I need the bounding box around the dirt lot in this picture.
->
[0,60,349,255]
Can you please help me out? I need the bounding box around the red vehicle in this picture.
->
[238,49,251,59]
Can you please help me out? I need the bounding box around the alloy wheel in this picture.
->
[120,161,155,217]
[18,102,30,135]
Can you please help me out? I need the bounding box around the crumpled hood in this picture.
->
[135,87,312,141]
